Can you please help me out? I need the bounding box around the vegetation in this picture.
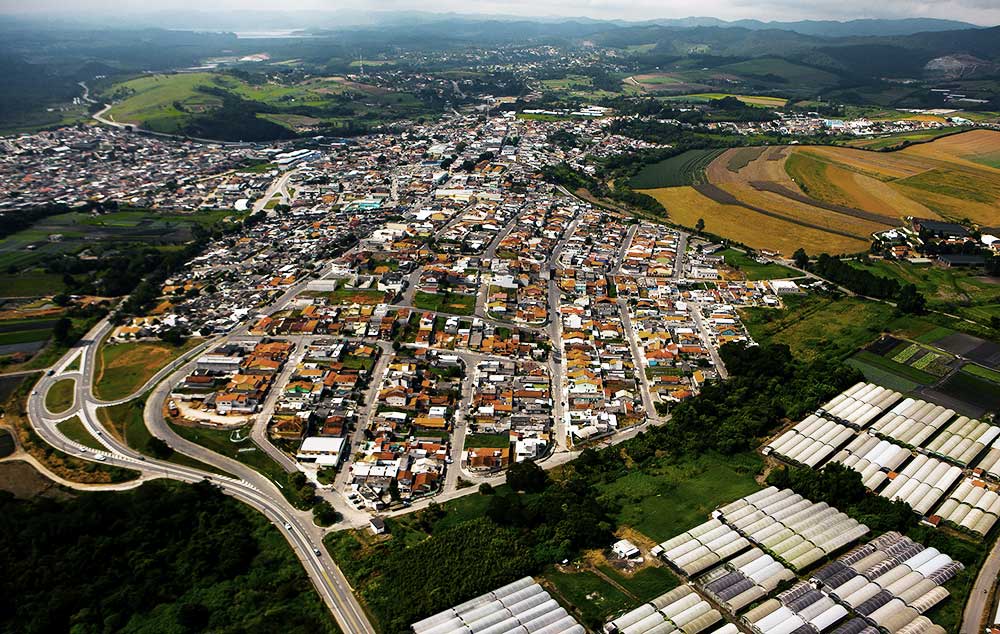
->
[719,248,797,280]
[94,338,202,401]
[44,378,75,414]
[628,149,725,188]
[0,480,339,634]
[413,291,476,316]
[55,416,104,451]
[809,254,926,313]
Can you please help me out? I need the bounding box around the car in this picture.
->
[93,453,106,461]
[283,522,292,530]
[31,390,38,396]
[313,547,321,556]
[46,370,55,376]
[138,456,146,461]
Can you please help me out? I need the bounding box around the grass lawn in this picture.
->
[463,433,511,449]
[719,248,798,281]
[413,291,476,316]
[598,452,762,543]
[963,363,1000,384]
[596,564,679,604]
[56,416,104,451]
[1,272,67,298]
[543,567,634,628]
[98,400,232,476]
[169,422,310,508]
[845,356,921,393]
[45,378,75,414]
[94,338,203,401]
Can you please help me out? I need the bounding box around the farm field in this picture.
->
[629,149,725,188]
[638,186,870,255]
[842,127,965,150]
[94,338,203,401]
[644,131,1000,254]
[104,71,431,136]
[662,93,788,107]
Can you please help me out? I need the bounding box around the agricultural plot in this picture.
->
[662,93,788,108]
[104,73,225,132]
[629,149,726,188]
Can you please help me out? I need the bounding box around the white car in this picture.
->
[93,453,107,462]
[283,522,292,530]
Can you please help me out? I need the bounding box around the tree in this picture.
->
[695,218,705,234]
[144,437,174,459]
[478,482,494,495]
[506,459,547,493]
[313,501,340,526]
[896,283,926,314]
[52,317,72,343]
[793,248,809,269]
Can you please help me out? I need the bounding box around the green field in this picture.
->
[544,568,634,627]
[98,400,231,476]
[105,73,226,132]
[629,149,726,188]
[714,58,839,88]
[44,378,75,414]
[94,338,203,401]
[719,248,798,281]
[1,273,67,298]
[56,416,104,451]
[963,363,1000,384]
[463,433,511,449]
[844,127,966,150]
[598,452,762,543]
[663,93,788,107]
[413,291,476,316]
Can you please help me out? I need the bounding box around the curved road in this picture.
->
[27,317,375,634]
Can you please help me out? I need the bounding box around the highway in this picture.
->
[26,305,376,634]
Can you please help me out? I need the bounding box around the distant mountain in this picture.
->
[642,17,981,37]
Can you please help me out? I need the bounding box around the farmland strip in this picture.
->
[748,181,897,226]
[693,183,867,240]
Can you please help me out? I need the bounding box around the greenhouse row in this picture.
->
[698,547,796,612]
[934,477,1000,535]
[717,488,870,571]
[878,455,963,515]
[655,519,751,576]
[829,433,911,491]
[811,532,959,634]
[923,415,1000,467]
[869,398,956,448]
[411,578,583,634]
[817,382,902,429]
[602,585,722,634]
[972,435,1000,479]
[742,582,849,634]
[763,415,855,468]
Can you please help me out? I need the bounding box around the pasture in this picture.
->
[663,93,788,107]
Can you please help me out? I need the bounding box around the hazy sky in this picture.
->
[2,0,1000,26]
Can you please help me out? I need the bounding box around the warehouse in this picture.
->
[699,547,796,612]
[818,382,902,429]
[870,398,955,447]
[716,488,870,571]
[810,532,960,633]
[878,454,963,515]
[411,577,584,634]
[656,519,751,576]
[923,415,1000,466]
[603,585,722,634]
[933,477,1000,535]
[762,415,855,468]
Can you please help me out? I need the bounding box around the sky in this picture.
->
[2,0,999,26]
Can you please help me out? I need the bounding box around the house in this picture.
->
[296,436,347,467]
[369,517,387,535]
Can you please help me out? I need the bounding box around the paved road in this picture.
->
[961,540,999,634]
[26,305,376,634]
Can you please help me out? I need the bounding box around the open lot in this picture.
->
[44,378,75,414]
[718,248,798,280]
[94,338,202,401]
[413,291,476,316]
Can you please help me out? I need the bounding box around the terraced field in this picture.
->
[639,130,1000,255]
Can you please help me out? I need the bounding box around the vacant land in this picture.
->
[44,378,75,414]
[629,149,726,188]
[413,291,476,316]
[598,452,762,543]
[719,248,797,280]
[94,338,202,401]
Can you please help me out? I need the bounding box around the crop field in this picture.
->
[629,149,725,188]
[649,131,1000,253]
[638,186,870,255]
[713,57,840,88]
[0,209,236,272]
[95,338,202,401]
[662,93,788,107]
[842,127,965,151]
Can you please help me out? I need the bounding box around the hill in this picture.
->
[636,130,1000,255]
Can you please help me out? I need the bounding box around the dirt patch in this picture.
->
[0,459,74,500]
